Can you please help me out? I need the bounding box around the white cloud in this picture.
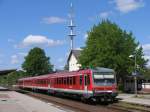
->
[142,44,150,66]
[142,44,150,51]
[114,0,144,13]
[11,55,19,64]
[144,55,150,60]
[100,11,112,19]
[143,55,150,66]
[18,52,27,57]
[42,16,66,24]
[75,47,82,50]
[58,58,64,63]
[10,52,27,65]
[16,35,64,48]
[58,65,64,69]
[84,33,88,40]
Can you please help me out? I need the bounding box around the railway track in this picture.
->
[16,89,150,112]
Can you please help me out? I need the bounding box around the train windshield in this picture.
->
[93,72,115,86]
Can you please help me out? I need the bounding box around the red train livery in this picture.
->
[17,67,118,102]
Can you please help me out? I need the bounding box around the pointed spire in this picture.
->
[68,2,76,50]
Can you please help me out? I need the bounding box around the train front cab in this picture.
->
[83,68,118,103]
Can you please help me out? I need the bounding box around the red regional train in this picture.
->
[17,67,118,102]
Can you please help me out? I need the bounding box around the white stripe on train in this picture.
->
[21,85,113,94]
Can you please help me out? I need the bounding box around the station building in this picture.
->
[67,49,81,71]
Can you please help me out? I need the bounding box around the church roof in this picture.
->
[67,49,81,62]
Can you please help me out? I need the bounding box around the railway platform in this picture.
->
[117,93,150,107]
[0,91,74,112]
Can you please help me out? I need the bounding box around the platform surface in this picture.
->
[117,93,150,106]
[0,91,74,112]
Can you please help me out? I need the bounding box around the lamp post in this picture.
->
[129,52,137,97]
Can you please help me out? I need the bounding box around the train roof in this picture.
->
[92,67,114,73]
[18,69,91,81]
[18,67,114,81]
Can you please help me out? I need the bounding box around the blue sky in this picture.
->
[0,0,150,70]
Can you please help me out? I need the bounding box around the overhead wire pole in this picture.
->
[129,51,138,97]
[68,2,76,50]
[134,52,137,97]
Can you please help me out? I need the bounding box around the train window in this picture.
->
[67,77,69,85]
[55,78,57,84]
[54,79,56,84]
[57,78,59,84]
[84,75,87,85]
[58,78,60,84]
[73,77,76,85]
[62,77,63,84]
[87,75,90,85]
[74,77,76,85]
[80,75,82,85]
[60,78,62,84]
[58,78,61,84]
[55,79,56,84]
[69,77,72,85]
[64,77,66,85]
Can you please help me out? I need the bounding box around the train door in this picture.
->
[48,79,51,88]
[84,74,88,96]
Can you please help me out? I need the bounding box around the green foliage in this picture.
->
[6,71,26,86]
[64,64,69,70]
[22,47,53,76]
[0,76,7,86]
[143,68,150,79]
[79,20,148,82]
[118,83,124,91]
[0,70,26,86]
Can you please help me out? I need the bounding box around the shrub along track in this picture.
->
[16,89,150,112]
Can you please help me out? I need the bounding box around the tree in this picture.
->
[143,68,150,79]
[7,70,26,86]
[64,64,69,70]
[79,20,147,83]
[0,70,26,86]
[22,47,53,76]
